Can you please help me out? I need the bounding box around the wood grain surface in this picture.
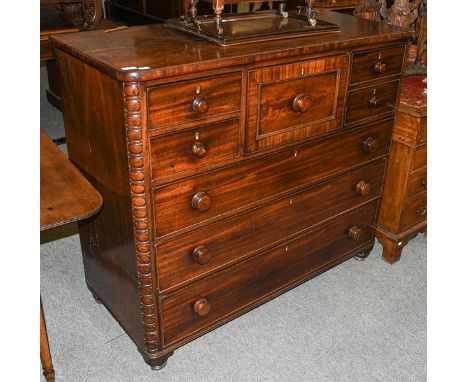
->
[40,129,102,230]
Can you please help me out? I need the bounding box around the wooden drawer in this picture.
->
[406,166,426,199]
[351,45,405,84]
[157,160,386,291]
[148,73,242,129]
[160,202,378,346]
[150,119,240,179]
[418,117,427,144]
[346,80,400,124]
[154,119,393,237]
[246,55,350,152]
[411,144,426,172]
[400,192,426,230]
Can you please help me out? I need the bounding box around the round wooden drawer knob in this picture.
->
[192,97,209,114]
[368,95,381,108]
[421,178,427,188]
[347,226,362,241]
[292,94,312,113]
[374,61,387,74]
[362,137,378,153]
[193,298,211,317]
[191,191,212,212]
[355,181,371,196]
[192,246,212,265]
[192,141,207,158]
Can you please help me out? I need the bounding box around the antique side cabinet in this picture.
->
[51,10,411,369]
[375,75,427,263]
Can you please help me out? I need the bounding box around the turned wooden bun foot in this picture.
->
[353,245,373,261]
[151,360,167,371]
[146,352,173,371]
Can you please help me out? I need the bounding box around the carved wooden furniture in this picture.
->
[50,10,410,370]
[375,75,426,264]
[41,1,103,110]
[380,0,422,28]
[41,0,103,30]
[40,129,103,382]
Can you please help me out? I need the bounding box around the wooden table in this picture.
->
[40,129,102,381]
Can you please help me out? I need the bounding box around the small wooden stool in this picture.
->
[40,129,102,381]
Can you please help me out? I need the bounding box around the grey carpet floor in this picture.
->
[40,66,426,382]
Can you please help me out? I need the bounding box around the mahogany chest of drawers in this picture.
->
[376,76,427,264]
[51,11,410,370]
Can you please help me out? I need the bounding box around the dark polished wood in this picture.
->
[153,119,393,237]
[375,75,427,263]
[148,73,242,129]
[51,10,410,370]
[40,130,103,382]
[40,130,103,230]
[150,118,240,178]
[161,202,378,346]
[350,45,405,84]
[246,54,349,152]
[156,160,386,291]
[50,10,411,82]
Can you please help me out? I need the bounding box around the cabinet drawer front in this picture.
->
[346,80,400,124]
[148,73,242,129]
[411,144,426,172]
[160,202,378,346]
[351,45,405,84]
[246,55,350,152]
[400,192,426,230]
[150,119,240,179]
[418,117,427,144]
[157,160,386,291]
[154,119,393,237]
[406,166,426,199]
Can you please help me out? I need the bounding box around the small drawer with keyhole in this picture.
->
[150,118,240,179]
[351,45,406,84]
[346,80,400,124]
[147,72,242,129]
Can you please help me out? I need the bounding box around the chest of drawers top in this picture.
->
[50,10,410,82]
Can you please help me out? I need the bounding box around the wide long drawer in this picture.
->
[160,201,378,346]
[156,160,386,291]
[153,119,393,237]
